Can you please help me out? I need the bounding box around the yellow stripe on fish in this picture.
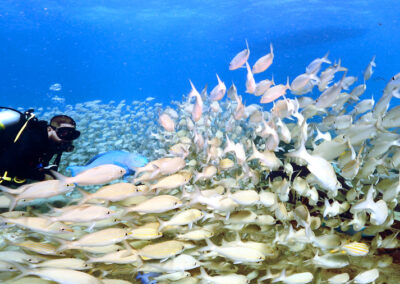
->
[341,242,369,256]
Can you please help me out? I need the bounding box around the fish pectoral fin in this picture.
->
[160,257,169,263]
[85,222,97,232]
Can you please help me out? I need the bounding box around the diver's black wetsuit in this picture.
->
[0,119,62,184]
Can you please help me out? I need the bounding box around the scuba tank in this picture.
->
[0,107,35,152]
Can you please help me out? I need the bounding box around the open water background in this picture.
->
[0,0,399,109]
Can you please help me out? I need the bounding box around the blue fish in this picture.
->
[67,150,148,177]
[136,272,160,284]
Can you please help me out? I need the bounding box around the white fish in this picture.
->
[21,268,102,284]
[0,180,75,211]
[129,222,162,240]
[306,52,331,74]
[272,269,313,284]
[315,72,346,108]
[48,204,114,223]
[229,189,259,206]
[252,43,274,74]
[351,186,388,225]
[363,55,376,81]
[255,78,275,96]
[210,74,227,101]
[64,164,126,186]
[327,273,349,284]
[139,240,186,259]
[314,128,331,142]
[154,272,191,281]
[87,249,141,265]
[177,228,214,241]
[159,113,175,132]
[30,258,92,270]
[2,216,73,235]
[229,40,250,70]
[136,157,186,177]
[79,183,144,203]
[353,268,379,284]
[203,238,265,263]
[149,172,192,191]
[0,250,40,264]
[309,252,349,269]
[260,78,290,104]
[0,260,19,271]
[200,267,249,284]
[127,195,183,213]
[158,209,203,230]
[49,83,62,91]
[287,141,340,196]
[188,81,203,122]
[290,73,319,95]
[245,62,256,94]
[57,228,129,251]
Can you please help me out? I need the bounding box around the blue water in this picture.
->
[1,0,399,109]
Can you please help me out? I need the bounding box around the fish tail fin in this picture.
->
[352,186,375,212]
[204,238,217,251]
[56,238,71,252]
[0,191,16,211]
[76,188,90,205]
[247,141,259,162]
[66,166,85,177]
[49,170,68,182]
[6,193,17,212]
[0,185,27,195]
[305,224,315,243]
[323,51,331,64]
[156,217,166,232]
[9,262,29,280]
[189,185,203,205]
[272,269,286,283]
[286,141,310,163]
[224,135,236,154]
[200,266,209,279]
[286,76,291,90]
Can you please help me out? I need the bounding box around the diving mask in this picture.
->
[52,126,80,141]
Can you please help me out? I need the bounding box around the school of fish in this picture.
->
[0,42,400,283]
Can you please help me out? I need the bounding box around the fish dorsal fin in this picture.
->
[84,151,108,165]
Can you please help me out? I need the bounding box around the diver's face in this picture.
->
[48,123,76,143]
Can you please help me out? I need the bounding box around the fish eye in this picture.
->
[125,232,128,236]
[28,258,32,262]
[136,189,139,192]
[107,211,111,215]
[174,202,178,205]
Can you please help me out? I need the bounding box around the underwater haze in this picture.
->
[1,0,399,109]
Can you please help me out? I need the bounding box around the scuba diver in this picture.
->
[0,107,80,186]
